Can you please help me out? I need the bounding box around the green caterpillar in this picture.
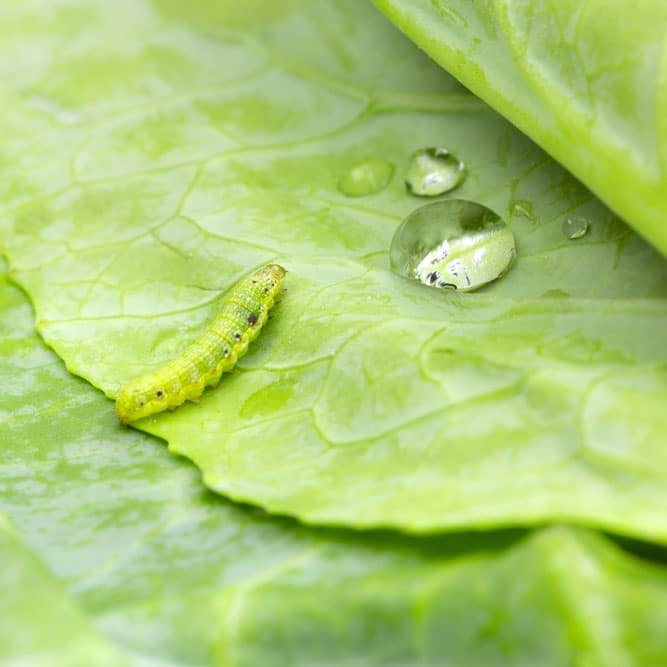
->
[115,264,286,424]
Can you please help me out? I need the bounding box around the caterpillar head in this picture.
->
[115,380,169,424]
[255,264,286,291]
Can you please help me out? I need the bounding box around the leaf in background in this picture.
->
[0,515,128,666]
[1,0,666,537]
[372,0,667,256]
[1,272,667,666]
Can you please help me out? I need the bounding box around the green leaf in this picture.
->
[0,515,129,666]
[217,527,667,667]
[372,0,667,257]
[1,0,666,538]
[2,272,667,666]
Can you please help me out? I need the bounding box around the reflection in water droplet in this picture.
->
[338,157,393,197]
[390,199,516,292]
[562,217,589,239]
[405,147,465,197]
[511,199,535,223]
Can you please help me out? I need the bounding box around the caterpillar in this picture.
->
[115,264,286,424]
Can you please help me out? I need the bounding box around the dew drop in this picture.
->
[541,288,571,298]
[338,157,393,197]
[390,199,516,292]
[562,217,589,240]
[405,147,466,197]
[511,199,535,223]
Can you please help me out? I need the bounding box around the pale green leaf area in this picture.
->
[1,274,667,666]
[1,0,666,538]
[372,0,667,257]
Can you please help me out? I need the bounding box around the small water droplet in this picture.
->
[562,217,589,240]
[511,199,535,223]
[405,147,466,197]
[541,288,571,298]
[390,199,516,292]
[338,157,393,197]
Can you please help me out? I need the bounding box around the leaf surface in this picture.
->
[0,0,666,537]
[0,515,128,666]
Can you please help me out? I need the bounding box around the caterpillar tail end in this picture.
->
[114,382,155,425]
[114,398,132,426]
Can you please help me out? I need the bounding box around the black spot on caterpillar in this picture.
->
[115,264,286,424]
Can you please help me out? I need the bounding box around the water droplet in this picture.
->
[541,288,571,298]
[562,217,589,240]
[511,199,535,223]
[390,199,516,292]
[405,147,466,197]
[338,157,393,197]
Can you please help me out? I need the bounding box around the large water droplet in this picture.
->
[338,157,393,197]
[390,199,516,292]
[405,147,465,197]
[562,217,589,240]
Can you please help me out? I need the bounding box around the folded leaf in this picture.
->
[372,0,667,256]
